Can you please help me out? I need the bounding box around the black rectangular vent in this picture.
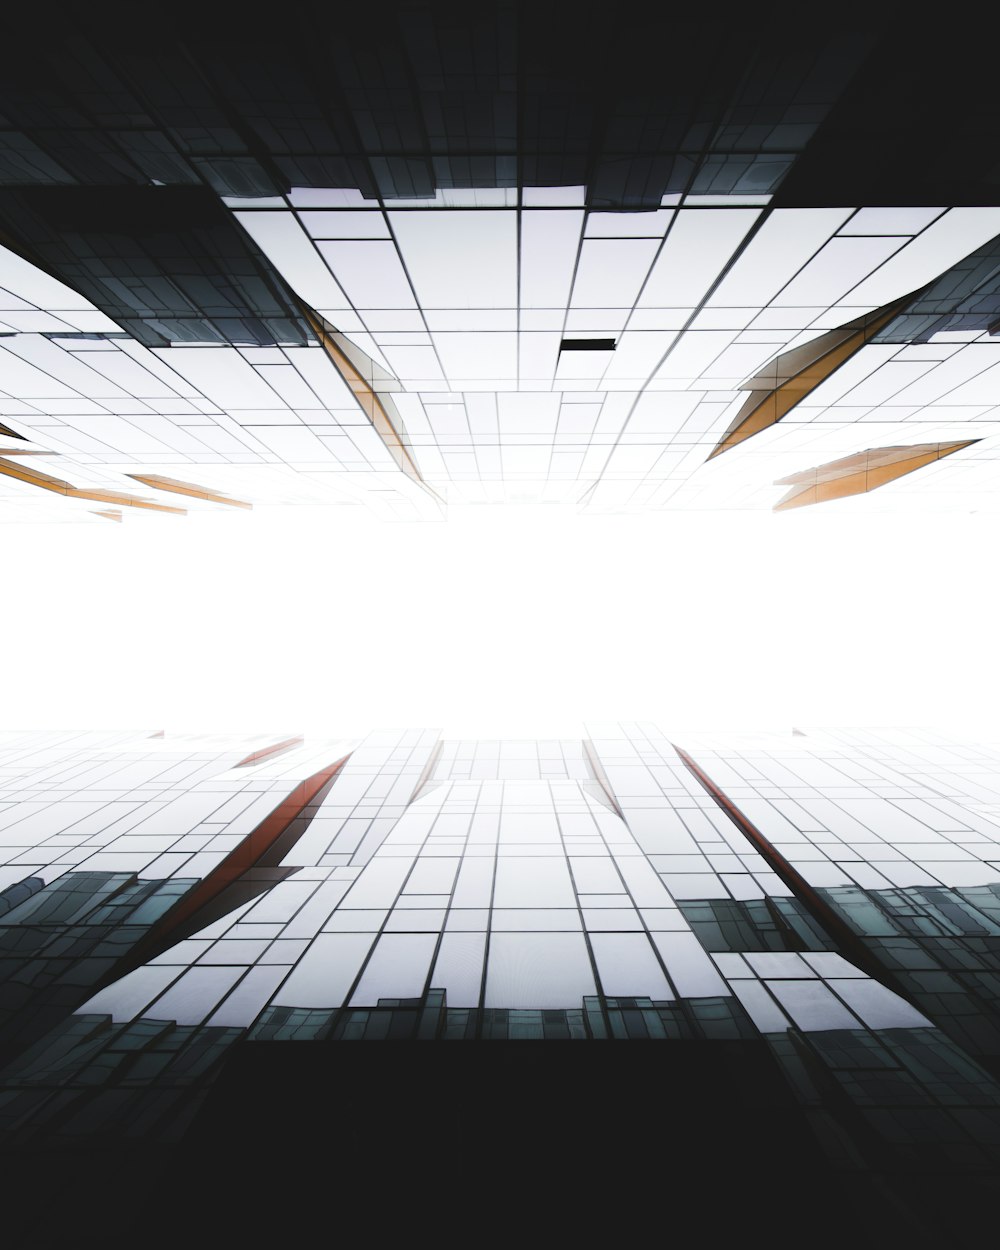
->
[559,338,616,351]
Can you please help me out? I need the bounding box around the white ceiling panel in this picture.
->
[642,209,763,308]
[298,211,390,238]
[708,209,852,308]
[520,210,584,308]
[434,332,518,382]
[570,239,661,308]
[316,241,417,309]
[234,211,352,311]
[389,211,517,308]
[848,209,1000,306]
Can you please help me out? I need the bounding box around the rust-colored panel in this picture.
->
[708,296,914,460]
[124,752,351,970]
[235,736,304,767]
[127,474,252,509]
[673,743,921,1007]
[773,440,978,511]
[92,509,122,522]
[0,456,186,514]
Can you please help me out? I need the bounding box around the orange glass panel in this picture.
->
[709,295,914,459]
[128,474,252,509]
[0,456,187,514]
[302,306,443,502]
[773,441,977,511]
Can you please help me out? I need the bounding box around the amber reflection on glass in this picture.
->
[772,440,978,511]
[303,306,441,500]
[0,455,187,514]
[708,296,914,460]
[127,474,252,509]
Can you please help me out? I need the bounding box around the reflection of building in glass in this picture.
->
[4,726,1000,1237]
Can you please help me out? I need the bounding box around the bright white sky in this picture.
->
[2,501,998,739]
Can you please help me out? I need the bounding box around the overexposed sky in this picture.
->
[2,501,998,738]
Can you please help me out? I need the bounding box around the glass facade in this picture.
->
[3,6,1000,1240]
[0,727,998,1237]
[0,10,997,523]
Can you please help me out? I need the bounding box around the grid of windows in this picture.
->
[2,724,1000,1234]
[0,15,999,530]
[2,198,1000,519]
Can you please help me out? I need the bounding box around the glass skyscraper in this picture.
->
[2,5,1000,1240]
